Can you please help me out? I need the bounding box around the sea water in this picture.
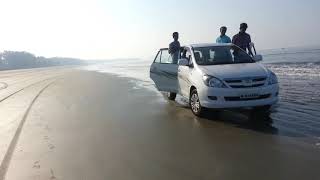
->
[84,46,320,139]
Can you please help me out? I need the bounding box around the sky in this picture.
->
[0,0,319,60]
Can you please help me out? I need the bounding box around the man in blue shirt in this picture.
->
[216,26,231,43]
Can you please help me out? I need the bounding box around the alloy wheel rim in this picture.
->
[191,93,200,113]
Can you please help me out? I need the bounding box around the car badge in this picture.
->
[242,79,253,85]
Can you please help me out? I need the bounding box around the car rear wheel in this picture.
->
[190,89,204,117]
[167,92,176,101]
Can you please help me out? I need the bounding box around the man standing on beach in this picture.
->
[232,23,253,56]
[169,32,181,64]
[216,26,231,43]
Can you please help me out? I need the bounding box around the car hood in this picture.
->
[198,63,269,79]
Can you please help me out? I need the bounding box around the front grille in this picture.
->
[208,96,217,100]
[229,84,265,88]
[252,77,266,82]
[224,94,271,101]
[224,77,267,88]
[225,79,242,83]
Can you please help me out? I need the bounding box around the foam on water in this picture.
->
[263,47,320,138]
[84,60,156,92]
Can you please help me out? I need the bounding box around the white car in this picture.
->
[150,43,279,116]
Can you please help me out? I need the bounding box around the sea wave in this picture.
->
[261,46,320,65]
[262,49,320,56]
[265,61,320,66]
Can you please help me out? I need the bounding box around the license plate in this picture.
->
[240,93,259,99]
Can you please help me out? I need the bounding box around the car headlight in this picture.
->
[203,75,227,88]
[268,72,278,85]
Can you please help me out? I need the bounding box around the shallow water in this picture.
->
[264,48,320,139]
[84,46,320,140]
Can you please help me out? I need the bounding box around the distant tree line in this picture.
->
[0,51,86,70]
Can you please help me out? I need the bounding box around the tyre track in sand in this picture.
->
[0,76,60,103]
[0,80,57,180]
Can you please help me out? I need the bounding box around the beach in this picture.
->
[1,69,320,180]
[1,0,319,179]
[85,46,320,140]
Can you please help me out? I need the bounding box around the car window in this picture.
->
[160,50,173,64]
[193,45,254,65]
[185,48,194,66]
[193,50,203,64]
[154,51,161,63]
[185,50,192,61]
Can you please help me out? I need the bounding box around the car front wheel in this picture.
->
[253,105,271,112]
[190,89,205,117]
[250,105,272,124]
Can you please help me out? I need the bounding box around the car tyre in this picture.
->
[253,105,271,112]
[250,105,272,124]
[190,89,205,117]
[167,92,177,101]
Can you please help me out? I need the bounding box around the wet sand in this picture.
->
[1,70,320,180]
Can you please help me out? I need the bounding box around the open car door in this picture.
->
[150,48,178,93]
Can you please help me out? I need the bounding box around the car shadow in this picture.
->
[170,95,279,134]
[167,95,307,138]
[201,108,282,136]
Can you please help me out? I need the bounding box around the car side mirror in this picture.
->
[253,54,263,62]
[178,58,189,66]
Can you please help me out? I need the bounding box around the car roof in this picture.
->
[159,43,233,51]
[189,43,233,48]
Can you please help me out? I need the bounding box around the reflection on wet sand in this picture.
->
[2,71,320,180]
[167,93,318,141]
[84,50,320,142]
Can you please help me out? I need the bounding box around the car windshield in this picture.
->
[193,45,254,65]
